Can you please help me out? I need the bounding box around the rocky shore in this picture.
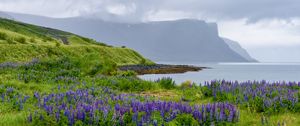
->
[119,64,206,75]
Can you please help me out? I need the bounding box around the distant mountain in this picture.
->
[1,11,256,63]
[0,12,13,19]
[223,38,257,62]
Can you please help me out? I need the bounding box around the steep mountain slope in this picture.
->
[0,18,152,65]
[223,38,257,62]
[3,12,255,63]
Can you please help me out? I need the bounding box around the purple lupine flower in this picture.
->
[39,114,44,120]
[219,107,226,121]
[206,80,300,113]
[153,120,158,126]
[34,92,39,99]
[1,94,4,102]
[228,107,235,122]
[6,87,14,93]
[28,113,32,122]
[23,96,30,103]
[202,105,206,122]
[30,87,240,125]
[56,112,60,122]
[192,109,202,123]
[132,112,139,124]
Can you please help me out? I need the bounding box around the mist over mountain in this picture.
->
[223,38,257,62]
[2,11,256,63]
[0,12,13,19]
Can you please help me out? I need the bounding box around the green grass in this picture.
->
[0,44,152,65]
[0,18,112,46]
[0,111,29,126]
[0,18,83,45]
[236,110,300,126]
[0,18,153,66]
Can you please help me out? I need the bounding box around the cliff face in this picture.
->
[223,38,257,62]
[3,12,255,63]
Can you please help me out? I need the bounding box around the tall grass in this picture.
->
[0,32,7,40]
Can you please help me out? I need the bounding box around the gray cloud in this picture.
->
[0,0,299,22]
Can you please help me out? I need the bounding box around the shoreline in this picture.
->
[119,64,207,75]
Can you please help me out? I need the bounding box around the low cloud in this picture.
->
[1,0,300,21]
[219,18,300,47]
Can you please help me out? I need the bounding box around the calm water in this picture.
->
[138,63,300,84]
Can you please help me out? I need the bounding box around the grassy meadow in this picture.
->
[0,18,300,126]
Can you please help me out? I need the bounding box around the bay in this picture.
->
[138,62,300,84]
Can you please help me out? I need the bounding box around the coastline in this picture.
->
[119,64,207,75]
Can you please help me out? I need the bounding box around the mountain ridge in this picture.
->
[223,38,257,62]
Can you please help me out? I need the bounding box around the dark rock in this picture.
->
[119,64,206,75]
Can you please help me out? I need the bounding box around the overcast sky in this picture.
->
[1,0,300,62]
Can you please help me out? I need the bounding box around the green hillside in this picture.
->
[0,18,152,65]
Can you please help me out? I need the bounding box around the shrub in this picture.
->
[172,114,199,126]
[117,78,154,91]
[140,58,146,64]
[88,64,104,76]
[180,80,193,89]
[45,36,54,41]
[112,70,137,77]
[80,37,109,46]
[119,71,137,76]
[0,32,7,40]
[42,38,47,42]
[29,38,36,43]
[100,62,117,75]
[15,37,26,44]
[182,88,203,102]
[6,38,16,44]
[42,37,53,42]
[55,41,61,47]
[156,77,176,89]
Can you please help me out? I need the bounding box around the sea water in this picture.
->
[138,62,300,84]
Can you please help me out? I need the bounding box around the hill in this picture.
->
[0,18,152,66]
[1,12,257,63]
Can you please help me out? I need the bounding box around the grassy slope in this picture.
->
[0,18,152,65]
